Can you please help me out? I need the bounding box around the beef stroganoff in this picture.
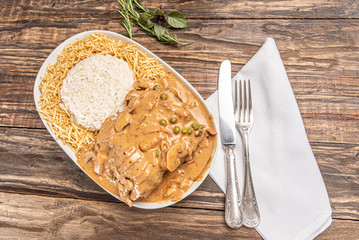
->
[37,33,217,207]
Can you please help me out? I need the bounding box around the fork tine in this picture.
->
[239,79,243,122]
[244,80,248,122]
[234,79,238,120]
[248,79,252,122]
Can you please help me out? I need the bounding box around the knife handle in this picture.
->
[224,146,242,228]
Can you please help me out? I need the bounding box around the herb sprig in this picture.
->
[117,0,191,45]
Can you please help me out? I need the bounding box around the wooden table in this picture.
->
[1,0,358,239]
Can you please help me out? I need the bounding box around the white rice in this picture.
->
[60,54,134,130]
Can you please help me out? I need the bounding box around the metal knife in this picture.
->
[218,60,243,228]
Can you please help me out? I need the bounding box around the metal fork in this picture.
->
[234,78,261,228]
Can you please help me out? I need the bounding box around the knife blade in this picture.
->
[218,60,242,228]
[218,60,236,146]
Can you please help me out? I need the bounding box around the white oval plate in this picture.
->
[33,30,218,209]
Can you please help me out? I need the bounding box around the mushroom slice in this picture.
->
[166,141,188,172]
[115,111,132,132]
[139,132,166,152]
[80,150,96,166]
[126,98,140,113]
[93,151,107,175]
[206,126,217,136]
[134,77,155,90]
[125,89,142,101]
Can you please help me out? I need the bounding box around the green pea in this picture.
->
[160,93,168,100]
[188,128,193,135]
[160,119,167,127]
[192,123,199,130]
[181,129,187,134]
[173,126,180,134]
[153,85,161,90]
[155,150,160,157]
[169,117,178,124]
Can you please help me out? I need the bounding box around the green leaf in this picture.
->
[146,20,155,28]
[154,24,166,40]
[139,11,155,26]
[154,8,166,18]
[152,8,168,27]
[167,11,188,29]
[116,0,192,45]
[139,11,154,22]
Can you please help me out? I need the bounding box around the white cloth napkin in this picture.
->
[206,38,332,240]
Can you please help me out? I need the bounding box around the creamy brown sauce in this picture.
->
[78,73,217,206]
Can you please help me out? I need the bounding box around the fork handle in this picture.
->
[224,146,242,228]
[241,131,261,228]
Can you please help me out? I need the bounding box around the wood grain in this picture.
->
[0,127,224,209]
[0,192,358,239]
[2,74,359,145]
[143,0,359,19]
[1,0,358,20]
[1,15,359,129]
[0,127,358,220]
[1,20,358,77]
[1,0,359,238]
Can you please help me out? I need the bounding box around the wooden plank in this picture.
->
[0,192,357,239]
[0,127,224,208]
[0,73,41,128]
[2,73,359,145]
[0,192,261,239]
[1,0,358,20]
[143,0,359,19]
[1,1,358,238]
[0,127,358,220]
[1,20,358,78]
[318,219,359,240]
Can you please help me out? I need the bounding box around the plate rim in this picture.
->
[33,30,219,209]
